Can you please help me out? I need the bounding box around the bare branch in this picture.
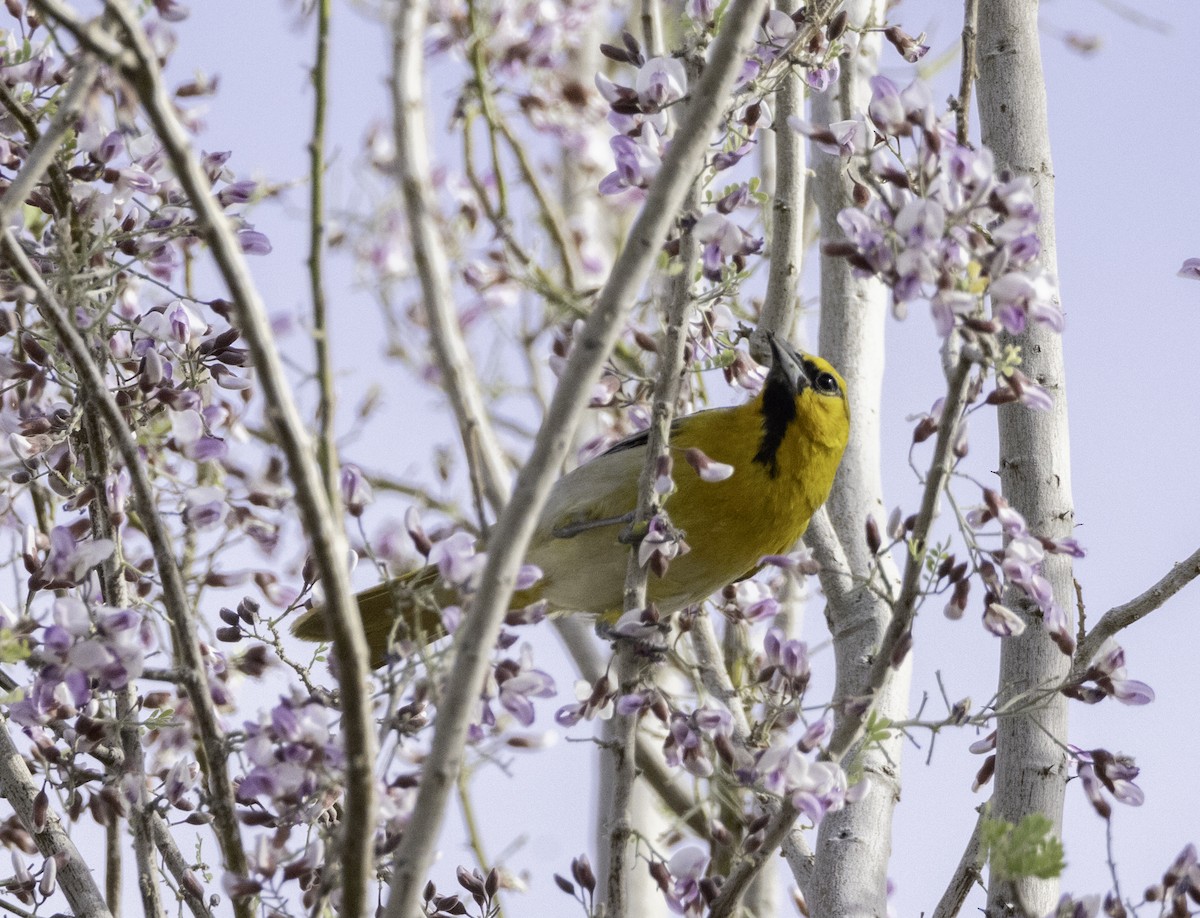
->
[381,0,770,912]
[390,0,512,513]
[955,0,979,147]
[1073,545,1200,676]
[308,0,340,504]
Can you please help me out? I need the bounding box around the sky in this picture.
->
[157,0,1200,914]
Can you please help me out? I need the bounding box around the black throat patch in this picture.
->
[753,377,798,478]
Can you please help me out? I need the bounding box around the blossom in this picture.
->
[599,126,663,197]
[662,847,708,915]
[635,57,687,110]
[684,447,733,482]
[1075,749,1144,818]
[340,464,374,517]
[748,742,864,824]
[1177,257,1200,280]
[760,627,810,695]
[429,531,486,589]
[494,653,556,727]
[638,513,690,575]
[1066,640,1155,706]
[726,579,778,623]
[662,706,731,777]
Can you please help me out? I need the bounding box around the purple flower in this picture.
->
[1177,257,1200,280]
[497,666,556,727]
[637,513,690,575]
[868,76,907,135]
[217,180,257,208]
[635,57,687,110]
[429,531,485,589]
[663,847,708,915]
[41,527,115,585]
[340,464,374,517]
[805,60,840,93]
[727,580,778,623]
[662,706,730,778]
[760,9,796,49]
[1071,640,1155,706]
[237,229,272,255]
[599,127,663,196]
[684,447,733,482]
[761,627,810,695]
[183,490,226,536]
[983,601,1026,637]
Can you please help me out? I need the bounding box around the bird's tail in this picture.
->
[290,566,542,666]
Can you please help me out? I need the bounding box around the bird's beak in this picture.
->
[766,332,810,394]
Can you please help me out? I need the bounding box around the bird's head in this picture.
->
[753,333,850,475]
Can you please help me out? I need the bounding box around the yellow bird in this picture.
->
[293,335,849,663]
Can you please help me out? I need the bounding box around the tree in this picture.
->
[0,0,1196,916]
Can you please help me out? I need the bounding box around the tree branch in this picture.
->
[931,807,985,918]
[308,0,339,505]
[1072,545,1200,676]
[380,1,769,913]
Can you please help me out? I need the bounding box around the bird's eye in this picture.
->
[815,372,839,394]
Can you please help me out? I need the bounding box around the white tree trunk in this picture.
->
[808,4,910,915]
[976,2,1075,914]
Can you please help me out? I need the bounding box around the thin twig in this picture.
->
[1072,545,1200,678]
[492,113,581,290]
[0,714,113,918]
[752,40,805,363]
[308,0,339,504]
[380,1,770,913]
[606,170,702,918]
[955,0,979,147]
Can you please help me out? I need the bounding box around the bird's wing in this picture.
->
[535,445,644,543]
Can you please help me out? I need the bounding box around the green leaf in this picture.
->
[980,814,1066,881]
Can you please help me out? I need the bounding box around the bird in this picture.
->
[292,334,850,664]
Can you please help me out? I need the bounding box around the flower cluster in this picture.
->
[236,692,344,821]
[966,489,1085,652]
[744,738,865,826]
[1063,641,1155,706]
[1074,748,1144,819]
[9,598,156,728]
[756,626,811,697]
[476,645,557,738]
[801,76,1063,343]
